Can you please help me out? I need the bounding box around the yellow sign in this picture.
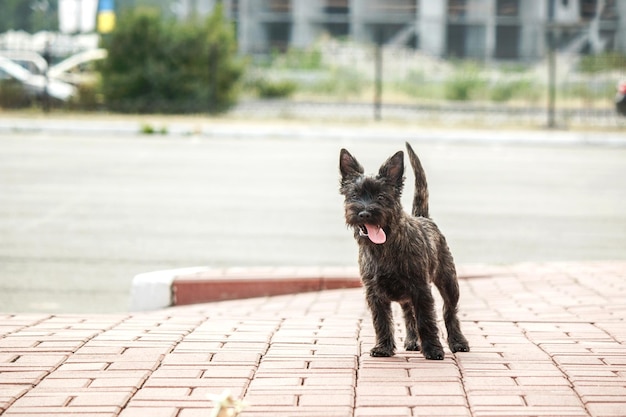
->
[98,11,115,33]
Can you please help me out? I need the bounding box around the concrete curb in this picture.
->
[129,267,211,311]
[128,265,500,311]
[129,266,361,312]
[2,116,626,146]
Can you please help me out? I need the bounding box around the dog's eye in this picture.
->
[377,194,386,202]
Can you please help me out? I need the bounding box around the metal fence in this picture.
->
[238,40,626,128]
[1,36,625,128]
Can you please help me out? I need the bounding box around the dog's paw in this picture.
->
[449,340,469,353]
[370,346,395,357]
[449,336,470,353]
[421,341,445,360]
[404,339,421,352]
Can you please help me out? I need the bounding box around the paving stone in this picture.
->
[1,262,626,416]
[2,405,121,414]
[354,406,412,416]
[356,395,467,407]
[472,405,589,416]
[468,395,525,406]
[524,393,584,407]
[119,408,178,417]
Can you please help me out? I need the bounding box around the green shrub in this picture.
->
[442,61,486,101]
[0,79,32,108]
[490,81,515,102]
[67,81,103,110]
[391,69,448,101]
[268,46,324,70]
[98,4,245,114]
[310,67,365,98]
[140,123,168,134]
[445,75,486,101]
[490,79,538,102]
[579,52,626,73]
[255,79,297,98]
[562,82,614,102]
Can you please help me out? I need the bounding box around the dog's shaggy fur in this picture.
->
[339,143,469,359]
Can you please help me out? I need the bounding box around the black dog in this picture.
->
[339,143,469,360]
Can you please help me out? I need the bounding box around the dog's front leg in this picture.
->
[413,289,444,360]
[366,290,395,357]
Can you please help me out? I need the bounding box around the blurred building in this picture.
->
[211,0,626,60]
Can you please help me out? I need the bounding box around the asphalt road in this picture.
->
[1,130,626,313]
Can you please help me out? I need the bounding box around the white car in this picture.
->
[0,48,107,101]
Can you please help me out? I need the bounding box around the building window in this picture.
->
[366,0,418,14]
[266,22,291,52]
[580,0,597,20]
[496,0,519,17]
[325,0,349,14]
[448,0,467,19]
[446,24,486,59]
[369,23,407,44]
[495,0,520,59]
[447,24,465,57]
[230,0,239,15]
[495,25,520,59]
[323,22,350,37]
[601,0,618,20]
[266,0,291,13]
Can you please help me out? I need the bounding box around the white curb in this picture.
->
[129,266,210,312]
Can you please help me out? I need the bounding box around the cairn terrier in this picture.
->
[339,142,469,360]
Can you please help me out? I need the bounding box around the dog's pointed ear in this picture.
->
[340,149,364,181]
[378,150,404,186]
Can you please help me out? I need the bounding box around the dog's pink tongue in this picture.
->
[365,224,386,244]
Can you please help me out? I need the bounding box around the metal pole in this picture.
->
[374,29,383,121]
[547,0,556,128]
[209,44,218,113]
[42,41,51,113]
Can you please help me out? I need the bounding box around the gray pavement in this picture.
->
[1,116,626,313]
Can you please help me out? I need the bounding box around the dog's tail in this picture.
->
[405,142,429,218]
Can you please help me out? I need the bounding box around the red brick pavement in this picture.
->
[1,262,625,417]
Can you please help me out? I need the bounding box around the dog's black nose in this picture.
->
[358,211,371,220]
